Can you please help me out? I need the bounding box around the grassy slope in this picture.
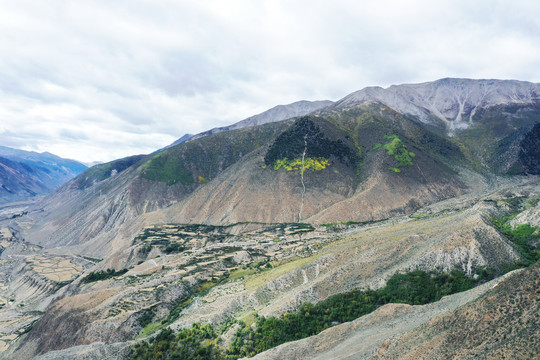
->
[140,121,289,186]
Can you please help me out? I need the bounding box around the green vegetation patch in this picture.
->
[137,308,156,328]
[264,117,359,169]
[141,152,193,185]
[76,155,144,189]
[492,217,540,266]
[81,256,103,263]
[82,268,128,283]
[377,135,416,172]
[130,269,494,359]
[272,157,330,173]
[383,135,415,166]
[163,243,186,254]
[132,324,218,360]
[322,220,361,227]
[139,121,288,187]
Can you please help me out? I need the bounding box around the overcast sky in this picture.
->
[1,0,539,163]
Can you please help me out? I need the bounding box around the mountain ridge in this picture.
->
[0,146,87,204]
[332,78,540,134]
[189,99,333,141]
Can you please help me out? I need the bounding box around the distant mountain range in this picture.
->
[0,146,87,204]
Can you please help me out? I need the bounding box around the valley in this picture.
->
[0,78,539,359]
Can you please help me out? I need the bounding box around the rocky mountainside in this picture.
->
[249,264,539,360]
[0,146,87,204]
[20,102,469,259]
[0,78,539,359]
[333,78,540,133]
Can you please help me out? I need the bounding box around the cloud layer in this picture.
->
[1,0,539,162]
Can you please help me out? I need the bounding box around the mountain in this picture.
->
[1,78,539,359]
[0,146,87,204]
[333,78,540,133]
[331,78,540,174]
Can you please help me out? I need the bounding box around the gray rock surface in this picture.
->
[332,78,540,134]
[33,342,133,360]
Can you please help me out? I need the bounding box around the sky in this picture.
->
[1,0,539,164]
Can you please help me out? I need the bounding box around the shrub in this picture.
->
[82,268,128,283]
[383,135,415,168]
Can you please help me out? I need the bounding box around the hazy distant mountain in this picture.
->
[0,146,87,203]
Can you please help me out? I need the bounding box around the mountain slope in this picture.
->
[333,78,540,133]
[0,147,87,204]
[378,265,539,360]
[249,266,538,360]
[330,78,540,174]
[22,102,469,259]
[158,104,466,225]
[23,122,291,256]
[8,177,538,360]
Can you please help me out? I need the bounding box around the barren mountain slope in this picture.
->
[22,122,290,257]
[191,100,333,140]
[7,177,538,359]
[0,147,87,204]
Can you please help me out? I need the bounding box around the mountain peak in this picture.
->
[334,78,540,134]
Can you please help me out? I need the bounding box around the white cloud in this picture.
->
[0,0,539,162]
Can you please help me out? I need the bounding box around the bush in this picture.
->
[164,243,185,254]
[383,135,415,169]
[82,268,128,283]
[264,117,359,168]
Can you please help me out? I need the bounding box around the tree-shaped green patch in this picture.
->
[381,135,416,172]
[264,117,358,172]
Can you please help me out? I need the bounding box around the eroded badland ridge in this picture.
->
[1,78,539,359]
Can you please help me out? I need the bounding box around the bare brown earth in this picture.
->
[154,146,465,227]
